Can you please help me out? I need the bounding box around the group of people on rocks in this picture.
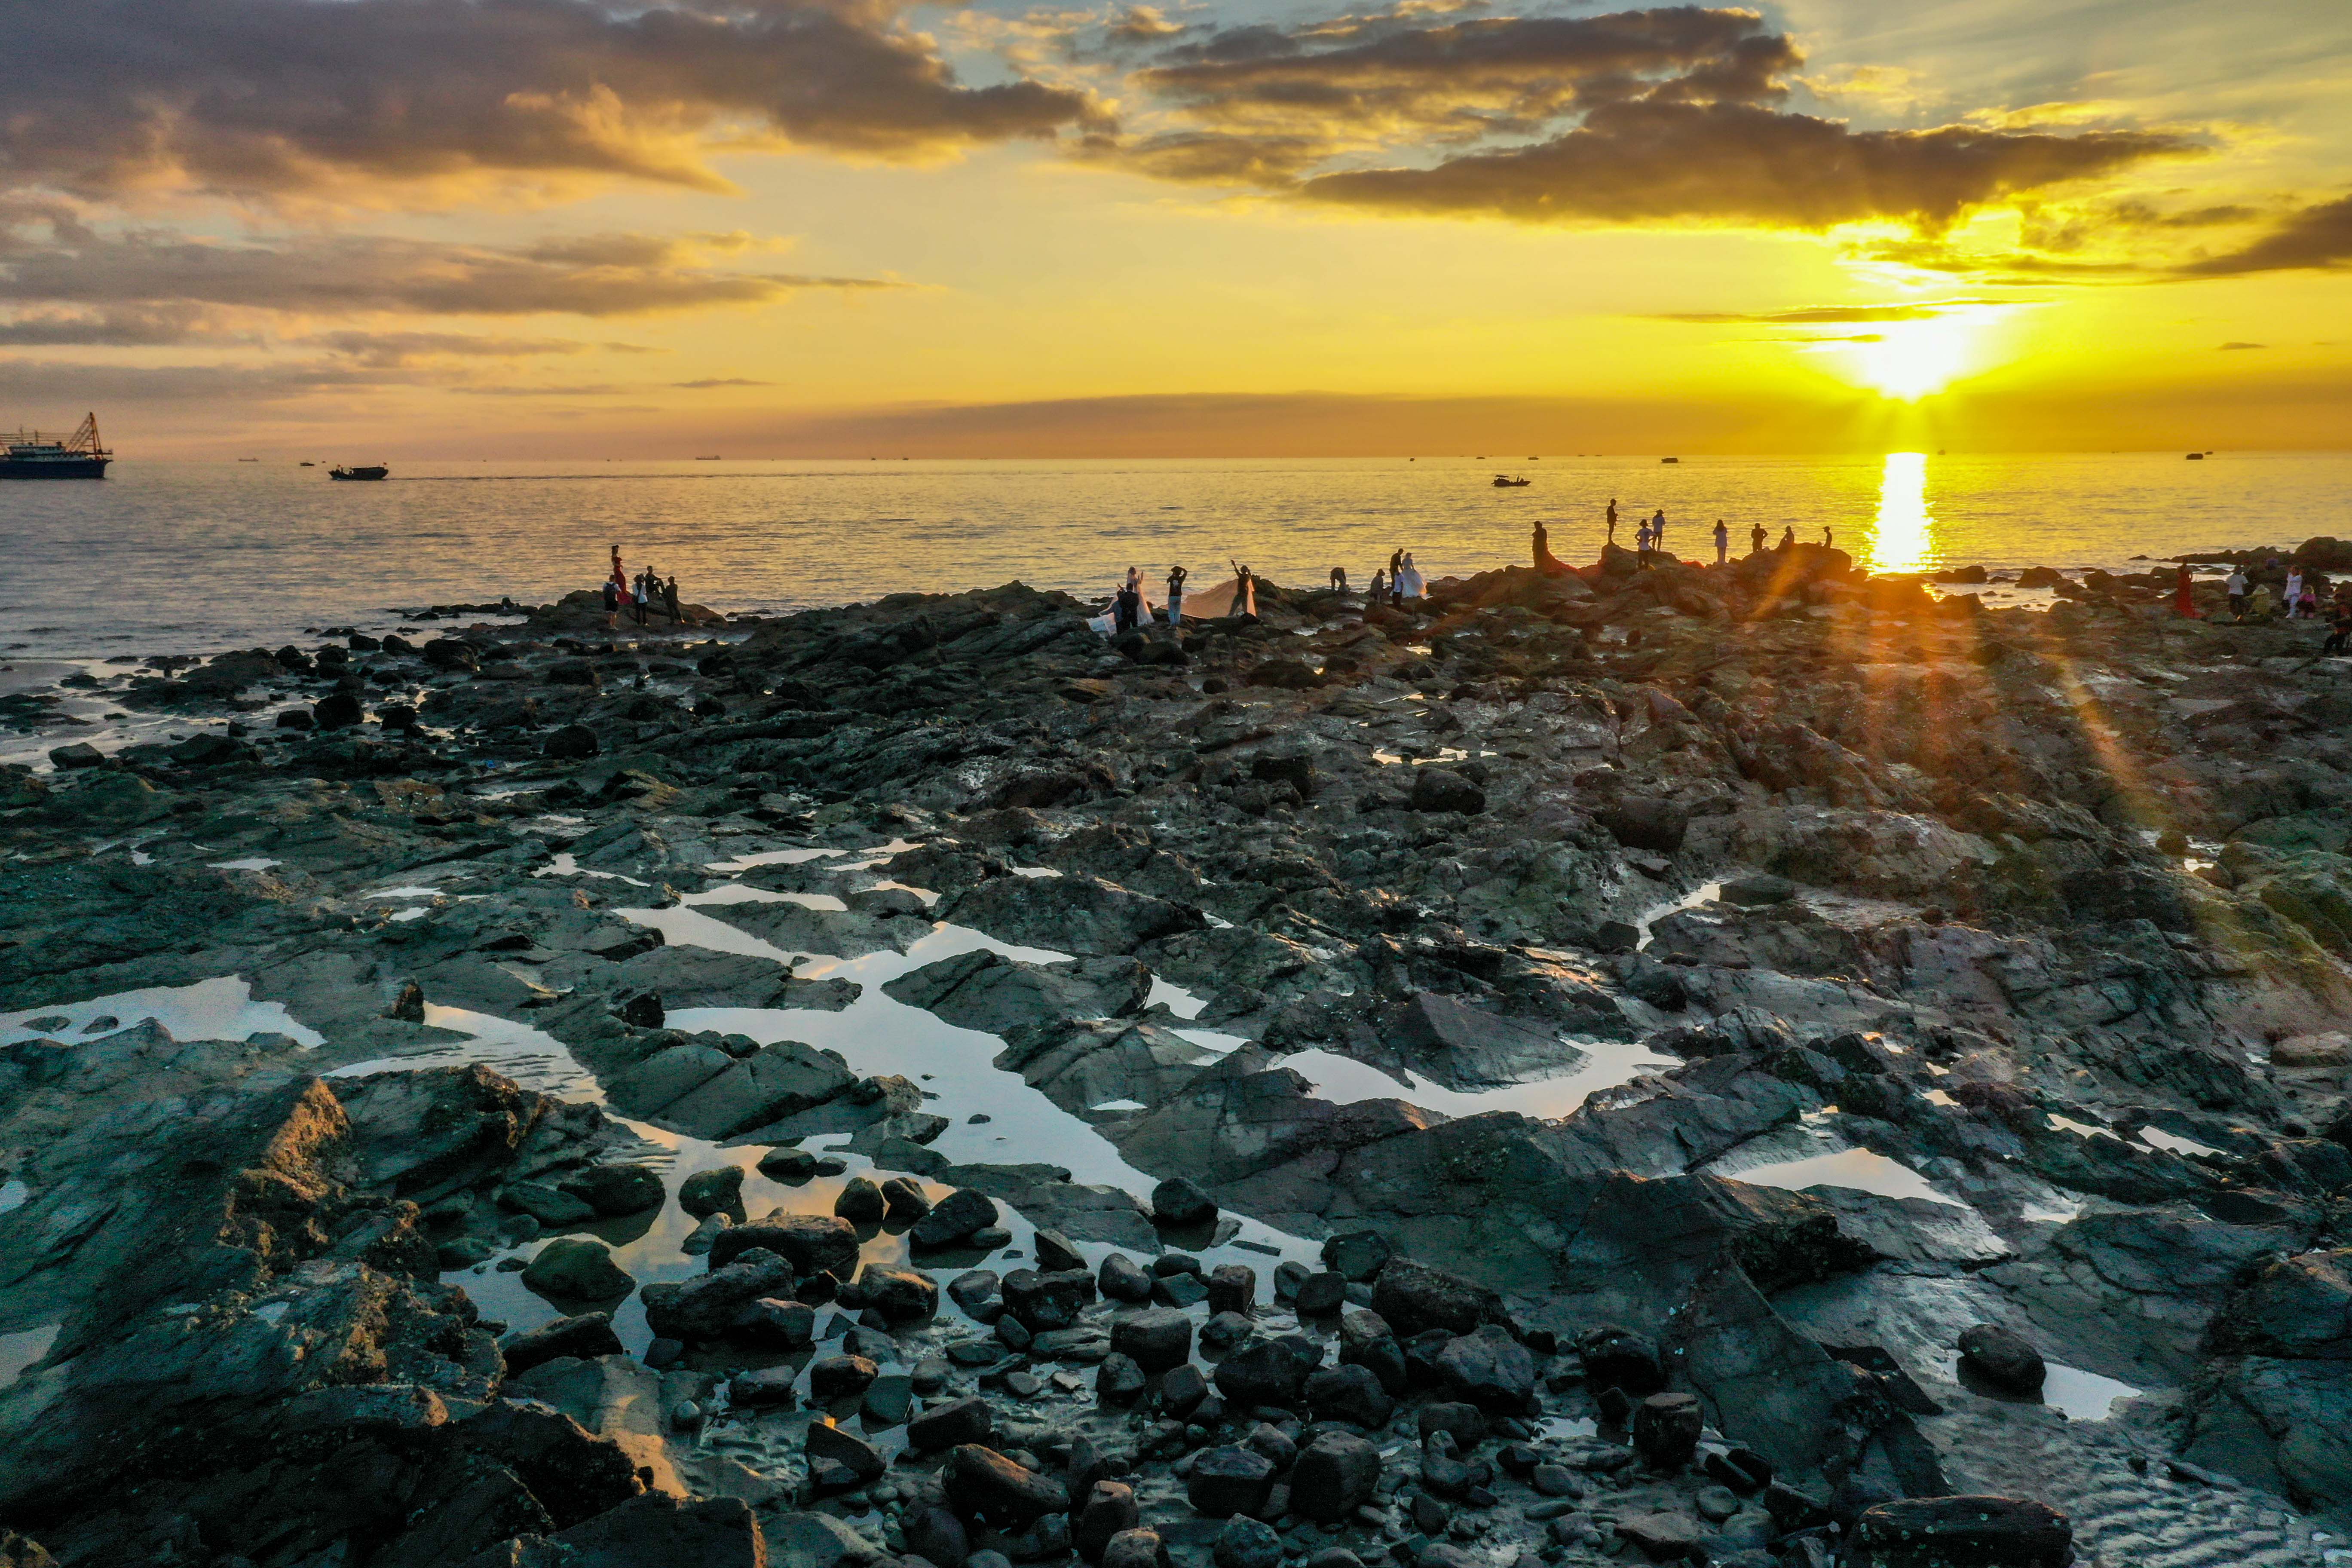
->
[1104,550,1427,632]
[603,546,682,629]
[2209,558,2352,638]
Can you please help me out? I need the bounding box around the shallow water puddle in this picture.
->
[1148,979,1206,1020]
[1280,1039,1678,1122]
[704,846,847,874]
[1633,881,1726,950]
[0,1324,60,1388]
[208,856,282,873]
[1717,1147,1969,1209]
[1940,1351,2141,1421]
[330,1003,600,1099]
[0,975,324,1049]
[536,851,649,886]
[325,864,1321,1355]
[2139,1127,2224,1158]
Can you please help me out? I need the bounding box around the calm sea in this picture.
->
[8,452,2347,657]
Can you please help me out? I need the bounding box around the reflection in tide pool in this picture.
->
[1280,1040,1677,1122]
[1869,451,1935,575]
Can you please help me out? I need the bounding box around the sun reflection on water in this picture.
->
[1870,451,1934,574]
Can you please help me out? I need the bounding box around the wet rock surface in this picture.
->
[3,561,2351,1564]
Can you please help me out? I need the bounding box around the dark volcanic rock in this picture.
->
[1850,1495,2071,1566]
[1958,1324,2048,1395]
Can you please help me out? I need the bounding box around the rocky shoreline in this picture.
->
[3,540,2350,1568]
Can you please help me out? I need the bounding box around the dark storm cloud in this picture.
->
[1137,6,1794,135]
[2179,193,2352,276]
[0,0,1099,202]
[0,226,899,318]
[1297,101,2193,229]
[1071,131,1335,185]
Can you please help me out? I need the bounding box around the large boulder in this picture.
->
[940,875,1205,957]
[1849,1496,2070,1567]
[640,1248,798,1340]
[652,1041,857,1140]
[707,1216,859,1279]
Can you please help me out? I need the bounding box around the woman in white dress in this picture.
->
[1398,552,1425,601]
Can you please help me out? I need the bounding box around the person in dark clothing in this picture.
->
[602,579,620,629]
[1779,526,1796,550]
[664,576,681,623]
[1750,524,1767,555]
[1165,564,1188,625]
[1113,579,1140,632]
[2326,603,2352,655]
[1605,499,1618,544]
[1330,566,1349,592]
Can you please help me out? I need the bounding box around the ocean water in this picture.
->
[6,451,2346,657]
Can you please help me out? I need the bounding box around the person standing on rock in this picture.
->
[1330,565,1349,594]
[1165,564,1188,625]
[1368,565,1387,607]
[1398,553,1424,602]
[2227,566,2249,618]
[1650,509,1667,554]
[664,576,681,625]
[2174,562,2199,618]
[1113,576,1141,632]
[1822,525,1835,548]
[1713,519,1729,565]
[602,576,621,629]
[1605,498,1618,545]
[2286,567,2305,616]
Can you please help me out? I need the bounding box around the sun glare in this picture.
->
[1869,451,1934,574]
[1845,314,1978,401]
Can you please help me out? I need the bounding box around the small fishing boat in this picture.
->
[694,454,722,461]
[1,412,111,479]
[299,461,315,467]
[1492,474,1531,488]
[1660,456,1680,464]
[2185,452,2205,460]
[330,463,389,481]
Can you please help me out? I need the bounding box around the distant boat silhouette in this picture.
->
[330,463,389,481]
[695,454,722,461]
[300,461,315,467]
[1660,456,1680,464]
[1492,474,1531,487]
[2186,452,2205,460]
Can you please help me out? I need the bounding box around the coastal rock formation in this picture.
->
[3,553,2350,1564]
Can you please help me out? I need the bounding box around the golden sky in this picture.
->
[3,0,2347,455]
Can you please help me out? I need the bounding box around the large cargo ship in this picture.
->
[0,412,111,478]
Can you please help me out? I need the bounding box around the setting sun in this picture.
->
[1842,314,1986,403]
